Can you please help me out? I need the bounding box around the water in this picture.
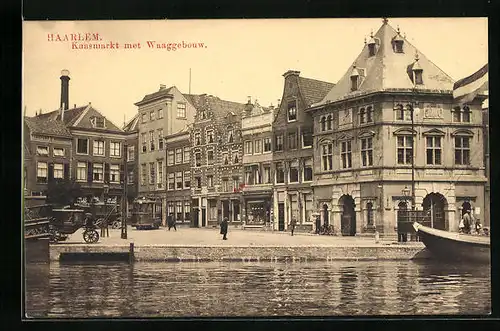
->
[24,261,491,318]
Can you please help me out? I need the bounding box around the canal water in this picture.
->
[25,261,490,318]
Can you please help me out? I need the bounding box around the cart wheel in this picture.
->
[112,219,121,229]
[83,229,100,243]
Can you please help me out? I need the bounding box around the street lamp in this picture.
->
[121,142,128,239]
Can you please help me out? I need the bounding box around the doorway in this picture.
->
[322,204,329,226]
[201,208,206,227]
[233,201,240,223]
[340,195,356,236]
[422,193,447,230]
[278,203,285,231]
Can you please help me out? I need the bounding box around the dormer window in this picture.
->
[91,116,105,128]
[200,109,206,120]
[367,33,377,56]
[287,101,297,122]
[393,28,404,53]
[412,54,423,85]
[227,128,234,143]
[350,66,360,91]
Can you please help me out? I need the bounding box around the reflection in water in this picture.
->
[24,261,490,318]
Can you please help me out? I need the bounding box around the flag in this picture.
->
[453,64,488,105]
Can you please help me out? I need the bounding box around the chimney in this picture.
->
[244,96,253,114]
[160,84,166,90]
[60,69,70,111]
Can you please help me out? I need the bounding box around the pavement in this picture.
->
[59,226,424,248]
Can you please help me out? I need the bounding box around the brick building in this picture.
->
[123,113,139,216]
[134,85,196,223]
[305,19,487,236]
[164,127,192,226]
[271,70,334,232]
[186,94,246,227]
[241,98,274,228]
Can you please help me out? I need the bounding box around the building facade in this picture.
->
[186,94,246,227]
[135,85,196,223]
[272,70,335,232]
[164,127,192,227]
[241,99,274,228]
[306,19,487,236]
[123,113,139,216]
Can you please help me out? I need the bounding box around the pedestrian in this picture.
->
[462,210,473,234]
[167,214,177,231]
[315,215,321,234]
[290,216,297,236]
[220,217,228,240]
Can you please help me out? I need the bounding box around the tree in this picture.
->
[46,179,82,207]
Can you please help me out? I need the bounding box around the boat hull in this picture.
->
[413,222,490,264]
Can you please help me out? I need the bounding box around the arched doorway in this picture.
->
[340,195,356,236]
[322,204,329,226]
[461,201,472,217]
[422,193,447,230]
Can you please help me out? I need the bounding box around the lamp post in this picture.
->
[121,143,128,239]
[401,185,411,242]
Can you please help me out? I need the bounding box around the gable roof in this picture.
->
[313,21,455,107]
[36,105,88,126]
[123,113,139,132]
[297,77,336,107]
[135,86,175,106]
[24,116,72,138]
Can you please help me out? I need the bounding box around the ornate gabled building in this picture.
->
[134,84,196,223]
[272,70,335,232]
[241,98,274,228]
[306,19,487,236]
[123,113,139,215]
[185,94,246,227]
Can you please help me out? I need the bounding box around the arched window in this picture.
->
[326,115,333,130]
[359,108,366,124]
[366,202,374,226]
[366,106,373,122]
[320,116,326,131]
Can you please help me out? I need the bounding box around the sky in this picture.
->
[22,18,488,127]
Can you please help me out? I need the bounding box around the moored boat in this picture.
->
[412,222,490,263]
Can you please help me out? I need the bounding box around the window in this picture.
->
[128,171,134,184]
[93,163,104,182]
[361,137,373,167]
[184,201,191,221]
[149,162,155,184]
[207,130,214,144]
[36,146,49,156]
[223,153,229,165]
[110,165,120,183]
[455,136,470,165]
[359,108,366,124]
[320,116,326,131]
[141,133,147,153]
[368,43,376,56]
[263,165,271,184]
[453,106,472,123]
[177,103,186,118]
[158,129,164,150]
[414,70,423,85]
[195,132,201,146]
[288,132,297,150]
[207,150,214,164]
[77,138,88,154]
[396,104,411,121]
[366,202,374,226]
[200,109,206,120]
[53,147,64,157]
[287,101,297,121]
[176,201,183,221]
[222,179,229,192]
[127,146,135,161]
[289,162,299,183]
[168,202,174,217]
[397,136,413,165]
[184,147,190,163]
[168,173,175,190]
[54,163,64,179]
[175,148,183,164]
[36,162,48,183]
[93,140,105,156]
[150,110,155,121]
[184,171,191,188]
[141,113,147,123]
[341,141,352,169]
[263,138,272,152]
[167,150,175,165]
[245,167,254,185]
[227,129,234,143]
[176,172,183,189]
[195,152,202,167]
[327,115,333,130]
[366,106,373,123]
[245,141,253,154]
[254,139,262,154]
[141,164,147,185]
[207,175,214,187]
[110,142,121,157]
[233,153,239,164]
[303,159,313,182]
[158,107,164,119]
[426,137,442,165]
[351,75,358,91]
[232,177,240,192]
[275,163,285,184]
[77,162,87,181]
[321,143,333,171]
[275,135,283,151]
[195,176,201,189]
[394,40,404,53]
[91,116,105,128]
[149,131,155,151]
[302,131,313,148]
[157,161,163,188]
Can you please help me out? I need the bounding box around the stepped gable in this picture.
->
[314,20,455,106]
[184,94,246,123]
[24,116,72,138]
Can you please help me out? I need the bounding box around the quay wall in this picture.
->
[50,244,431,262]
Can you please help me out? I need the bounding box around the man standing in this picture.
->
[167,214,177,231]
[290,216,297,236]
[463,210,474,234]
[220,217,228,240]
